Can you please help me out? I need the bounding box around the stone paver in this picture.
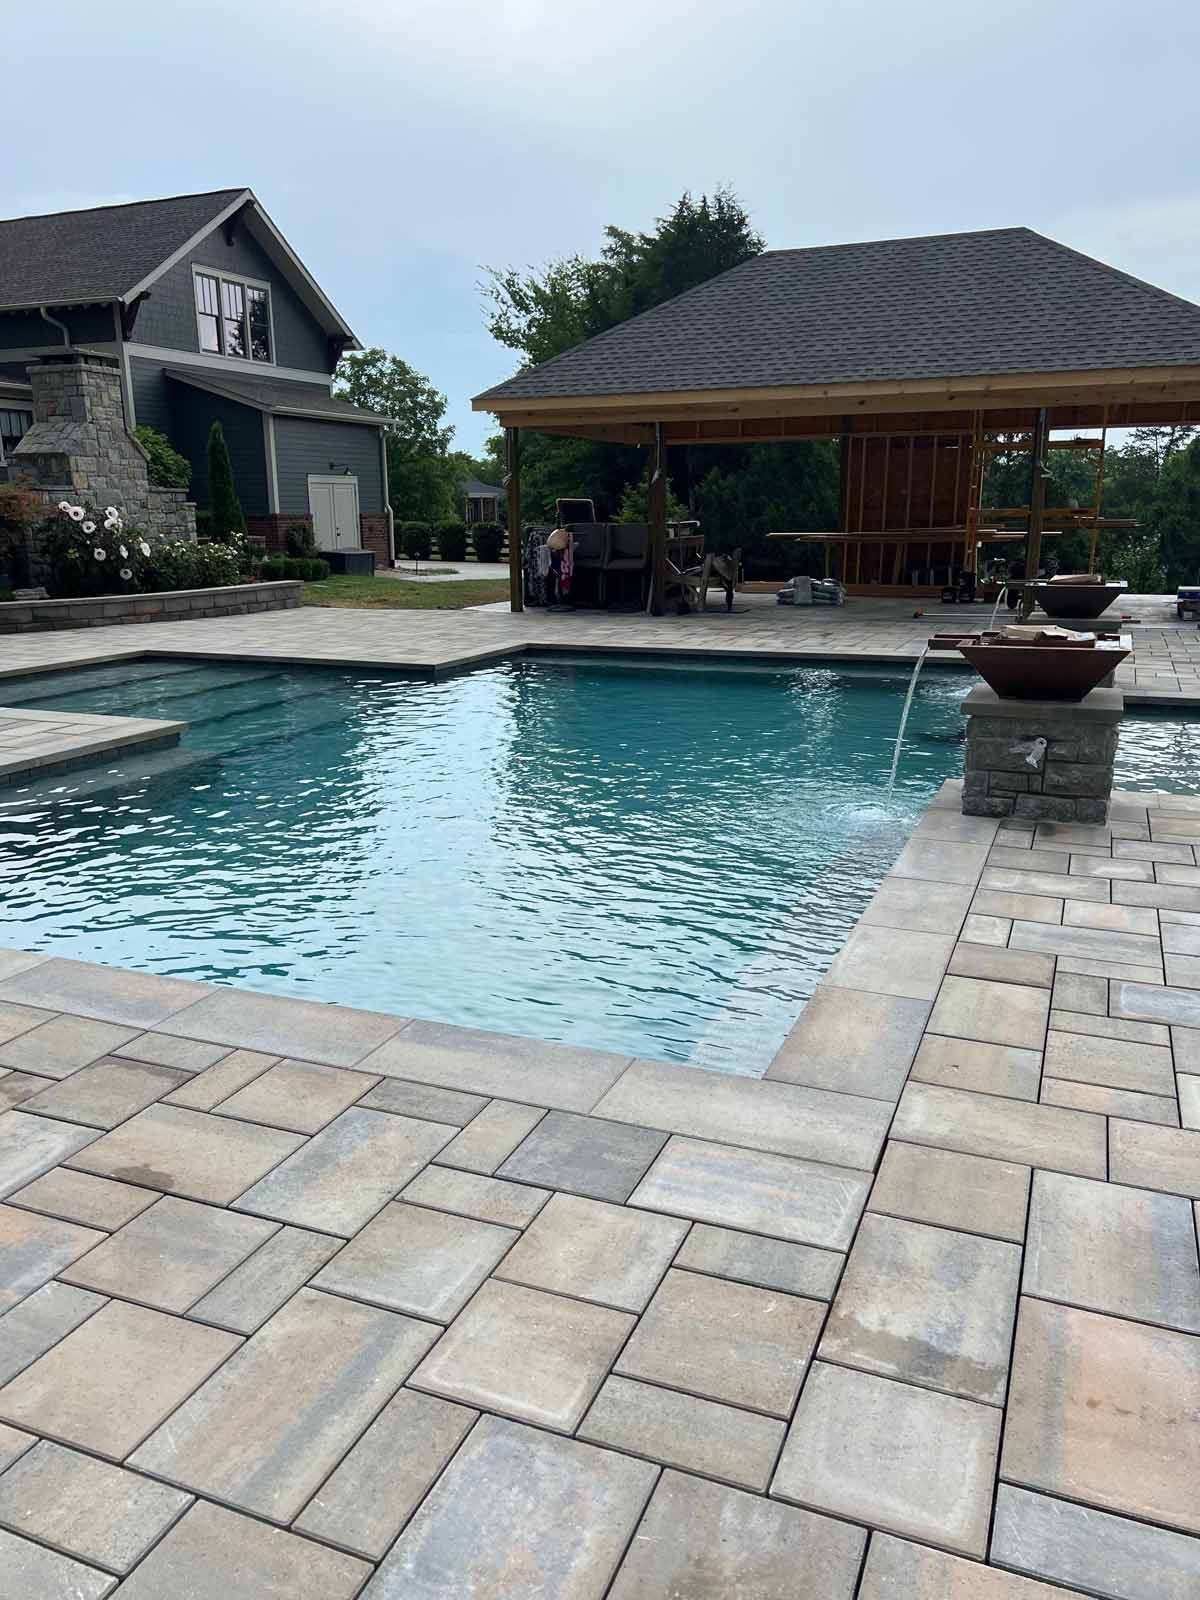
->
[0,1204,104,1313]
[673,1221,842,1299]
[496,1191,686,1310]
[1109,1117,1200,1197]
[359,1076,487,1124]
[893,1083,1105,1177]
[156,988,406,1067]
[363,1415,656,1600]
[927,976,1050,1050]
[860,1531,1081,1597]
[8,1166,158,1231]
[911,1034,1042,1100]
[20,1057,190,1128]
[497,1108,666,1200]
[580,1373,784,1491]
[401,1162,550,1227]
[607,1470,866,1599]
[214,1057,378,1133]
[767,985,930,1099]
[772,1361,1000,1557]
[821,923,955,1001]
[1002,1296,1200,1534]
[0,1112,98,1199]
[0,958,207,1030]
[820,1212,1020,1404]
[164,1048,278,1110]
[0,1282,105,1387]
[868,1141,1030,1242]
[187,1224,340,1333]
[114,1032,232,1072]
[0,1528,114,1599]
[410,1278,633,1433]
[433,1097,544,1173]
[2,1016,139,1080]
[130,1288,437,1520]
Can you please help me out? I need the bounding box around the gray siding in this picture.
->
[0,305,118,351]
[273,417,383,515]
[167,380,268,514]
[130,357,173,435]
[133,229,330,372]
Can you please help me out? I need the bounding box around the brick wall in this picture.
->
[359,514,391,564]
[245,513,313,554]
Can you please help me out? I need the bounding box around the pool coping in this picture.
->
[0,705,187,785]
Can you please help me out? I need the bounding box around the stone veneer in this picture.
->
[7,349,196,542]
[962,683,1123,822]
[0,579,301,633]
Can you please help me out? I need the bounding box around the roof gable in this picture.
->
[477,227,1200,404]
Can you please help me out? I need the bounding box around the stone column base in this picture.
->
[961,683,1123,822]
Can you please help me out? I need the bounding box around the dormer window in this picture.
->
[194,270,272,362]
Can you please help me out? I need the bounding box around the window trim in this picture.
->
[191,264,276,365]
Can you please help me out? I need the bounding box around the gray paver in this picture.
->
[114,1501,369,1599]
[972,889,1063,925]
[892,836,990,885]
[497,1109,666,1201]
[187,1225,341,1333]
[294,1387,477,1560]
[215,1057,377,1133]
[580,1374,784,1491]
[1063,898,1160,935]
[869,1140,1030,1243]
[822,923,955,1000]
[114,1033,231,1072]
[20,1057,189,1128]
[0,1298,240,1459]
[991,1484,1200,1600]
[0,1439,191,1573]
[1182,1074,1200,1128]
[982,866,1108,903]
[401,1162,551,1227]
[948,943,1056,988]
[1051,970,1108,1015]
[435,1098,545,1173]
[163,1048,279,1110]
[1041,1078,1179,1125]
[0,959,207,1029]
[0,1015,141,1078]
[1010,920,1163,966]
[0,1203,104,1313]
[0,1070,52,1109]
[927,976,1050,1050]
[130,1288,437,1520]
[356,1018,630,1111]
[912,1034,1041,1101]
[1047,1008,1169,1045]
[631,1134,870,1249]
[1043,1030,1174,1095]
[0,1422,35,1472]
[0,1529,114,1599]
[860,1530,1082,1597]
[314,1200,516,1321]
[61,1196,277,1313]
[1002,1296,1200,1534]
[1109,1118,1200,1197]
[607,1469,866,1600]
[772,1361,1000,1557]
[496,1191,686,1310]
[0,1001,52,1047]
[821,1212,1020,1403]
[360,1077,488,1124]
[234,1107,454,1234]
[7,1167,158,1231]
[67,1104,304,1205]
[616,1267,823,1416]
[593,1057,890,1170]
[861,875,975,934]
[672,1221,843,1299]
[0,1282,106,1387]
[362,1414,656,1600]
[766,986,930,1099]
[410,1277,633,1432]
[892,1083,1105,1177]
[961,912,1011,945]
[1111,979,1200,1027]
[155,987,406,1066]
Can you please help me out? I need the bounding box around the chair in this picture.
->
[603,523,650,607]
[679,548,741,612]
[569,523,608,603]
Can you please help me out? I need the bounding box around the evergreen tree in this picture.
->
[207,421,246,539]
[1150,435,1200,588]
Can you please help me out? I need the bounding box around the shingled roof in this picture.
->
[0,189,247,311]
[477,228,1200,405]
[164,368,389,426]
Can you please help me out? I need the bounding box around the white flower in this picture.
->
[119,545,129,560]
[93,547,106,561]
[82,520,96,534]
[67,506,86,523]
[57,500,72,512]
[139,540,151,557]
[105,506,118,518]
[119,568,133,581]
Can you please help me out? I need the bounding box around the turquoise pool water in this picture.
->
[1,655,1196,1074]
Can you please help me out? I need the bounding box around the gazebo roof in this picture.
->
[474,228,1200,439]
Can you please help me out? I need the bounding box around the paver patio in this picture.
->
[0,602,1199,1593]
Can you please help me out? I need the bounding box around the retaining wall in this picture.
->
[0,581,302,633]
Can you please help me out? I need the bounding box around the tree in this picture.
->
[206,421,245,539]
[335,349,458,522]
[1150,434,1200,587]
[135,425,191,490]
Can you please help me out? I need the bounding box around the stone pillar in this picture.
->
[962,684,1122,823]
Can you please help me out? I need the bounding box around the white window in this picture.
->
[0,407,33,464]
[194,270,273,363]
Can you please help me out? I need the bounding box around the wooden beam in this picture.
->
[505,427,522,613]
[648,426,668,616]
[1024,408,1050,582]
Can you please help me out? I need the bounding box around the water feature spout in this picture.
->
[886,646,929,797]
[987,585,1008,631]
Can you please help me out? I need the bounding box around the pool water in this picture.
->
[1,655,1196,1075]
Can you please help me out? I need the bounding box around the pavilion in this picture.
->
[473,227,1200,612]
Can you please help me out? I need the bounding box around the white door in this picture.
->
[308,475,361,549]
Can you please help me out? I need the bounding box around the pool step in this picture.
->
[0,743,222,807]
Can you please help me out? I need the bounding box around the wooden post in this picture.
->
[1023,408,1049,581]
[504,426,522,612]
[648,424,667,615]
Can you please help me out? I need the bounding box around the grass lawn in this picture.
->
[302,575,509,610]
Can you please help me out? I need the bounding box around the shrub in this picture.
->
[134,426,192,489]
[261,556,329,582]
[0,485,42,588]
[285,522,317,557]
[400,521,433,560]
[436,521,468,561]
[471,521,503,561]
[41,501,250,596]
[206,421,246,539]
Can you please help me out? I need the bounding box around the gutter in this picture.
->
[39,306,71,347]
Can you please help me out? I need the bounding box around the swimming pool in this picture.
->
[1,654,1196,1075]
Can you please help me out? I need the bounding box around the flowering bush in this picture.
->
[42,502,250,598]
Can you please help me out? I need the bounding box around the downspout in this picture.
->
[39,306,71,347]
[379,425,394,564]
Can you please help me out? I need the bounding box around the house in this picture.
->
[0,188,393,561]
[460,477,503,525]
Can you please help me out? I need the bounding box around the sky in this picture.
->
[6,0,1200,453]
